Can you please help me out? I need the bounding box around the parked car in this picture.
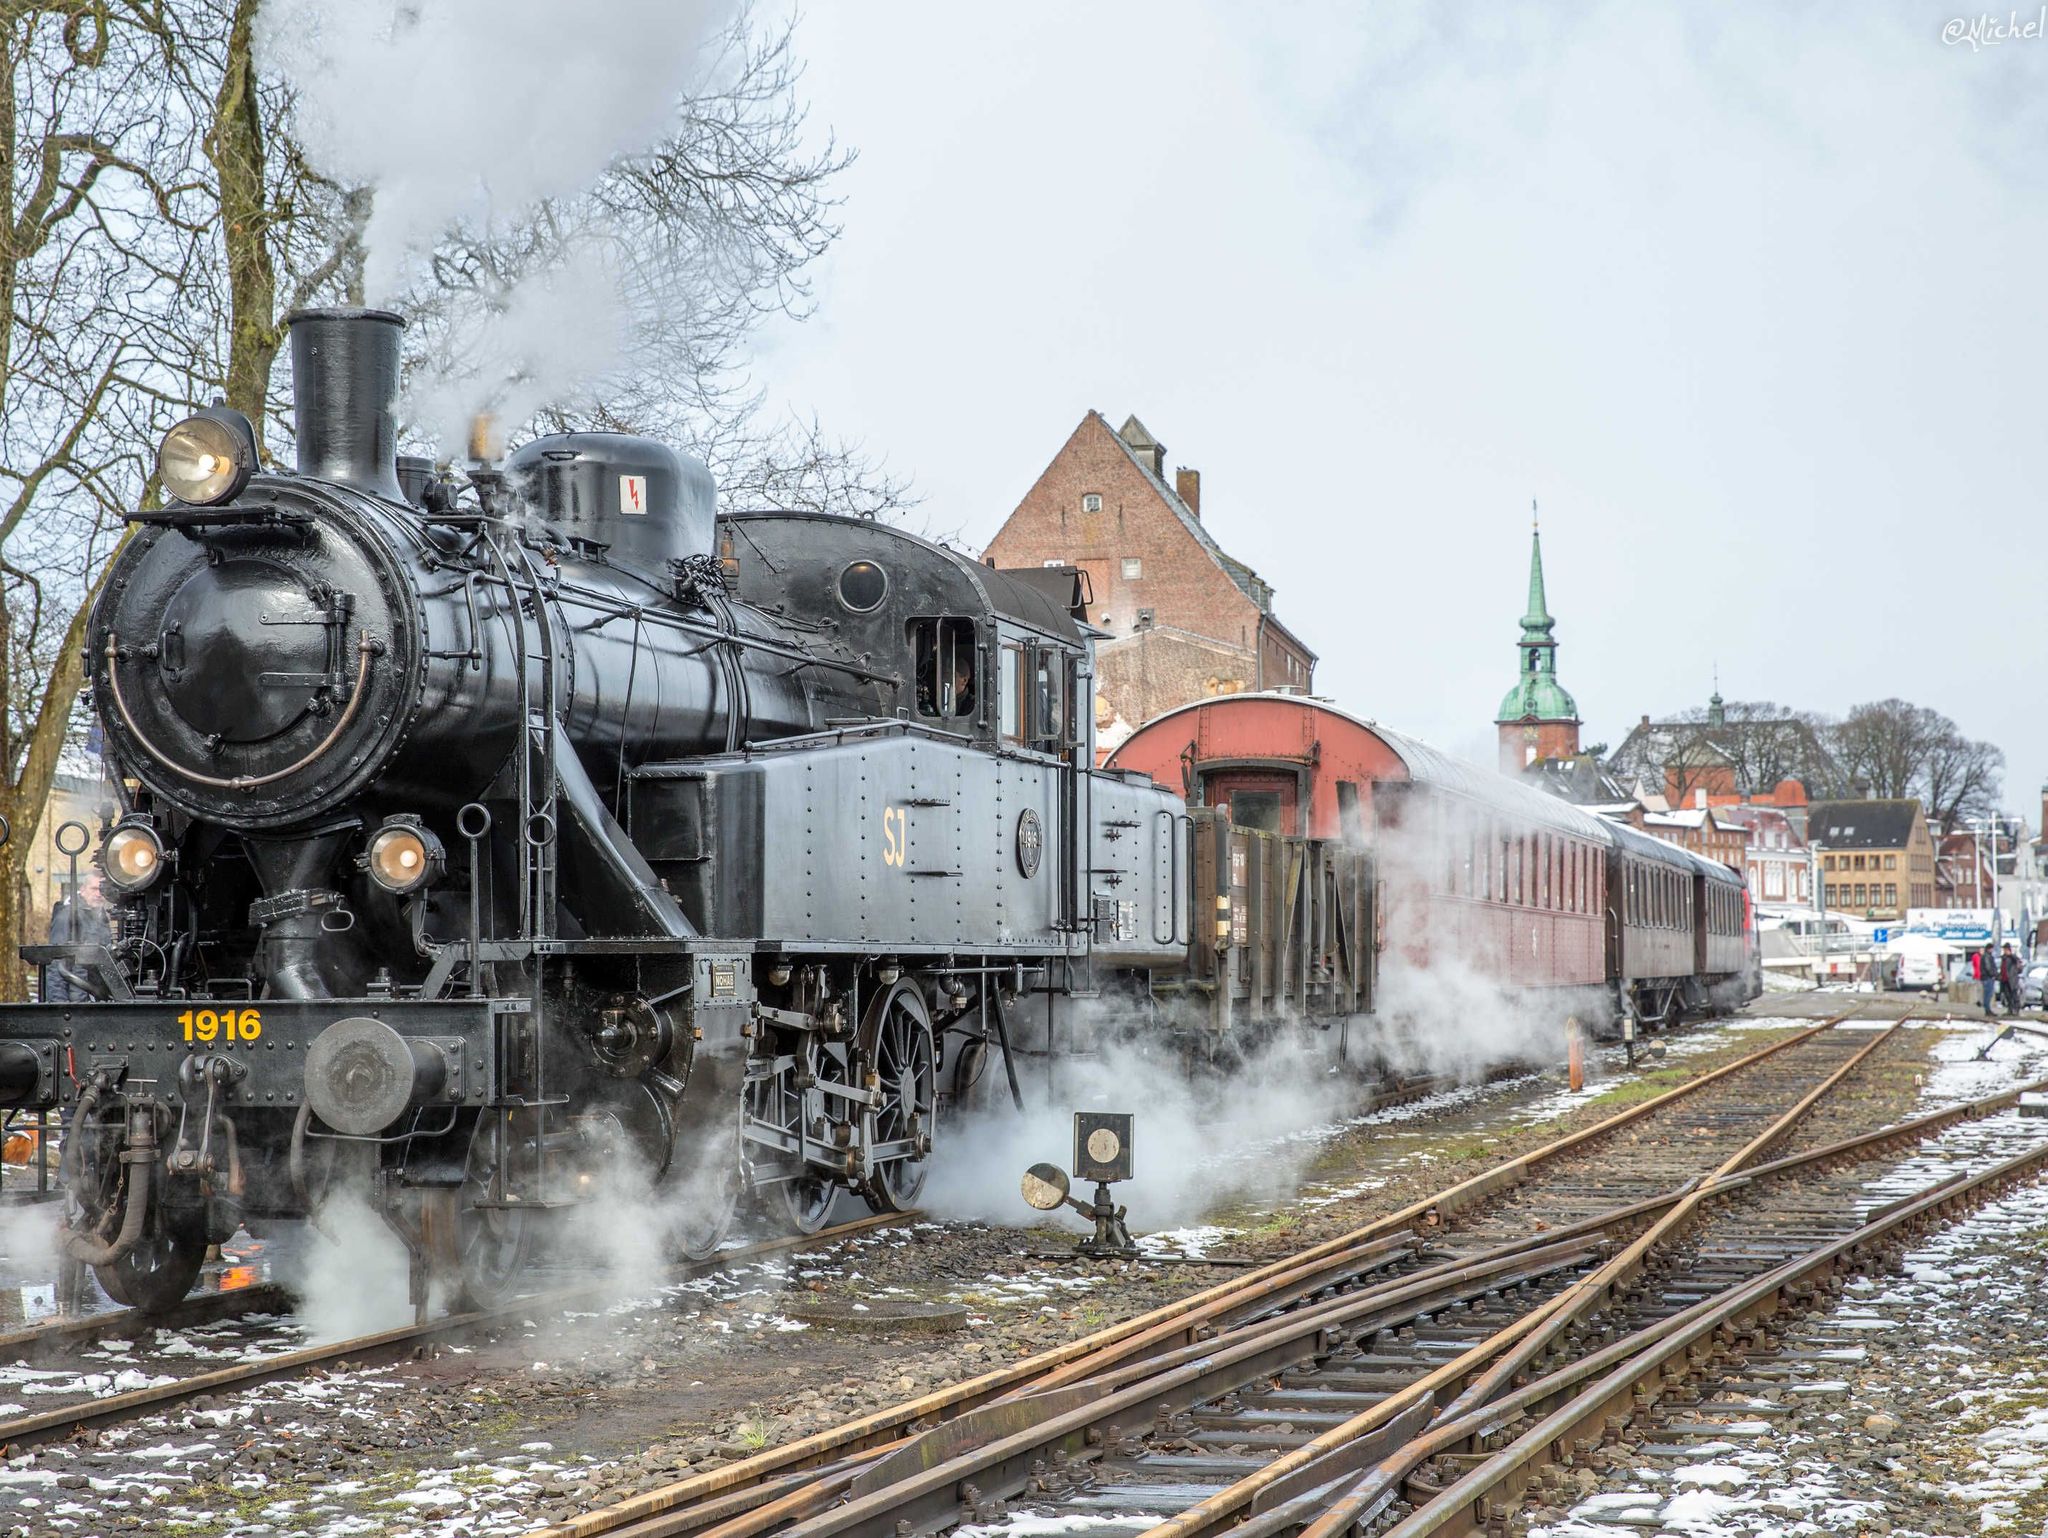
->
[2022,960,2048,1009]
[1894,952,1945,991]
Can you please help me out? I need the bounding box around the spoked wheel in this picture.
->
[671,1113,742,1261]
[453,1112,545,1311]
[858,979,937,1213]
[94,1211,208,1314]
[673,1160,740,1260]
[775,1175,837,1235]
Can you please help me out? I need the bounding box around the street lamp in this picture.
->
[1965,816,2004,949]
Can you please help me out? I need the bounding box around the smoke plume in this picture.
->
[258,0,734,449]
[924,1029,1358,1234]
[258,0,731,302]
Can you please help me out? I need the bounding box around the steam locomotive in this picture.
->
[1,308,1204,1311]
[0,307,1749,1316]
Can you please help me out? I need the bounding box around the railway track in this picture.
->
[531,1011,1984,1538]
[0,1043,1555,1357]
[0,1211,913,1455]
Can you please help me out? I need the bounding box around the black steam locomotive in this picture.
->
[1,308,1212,1311]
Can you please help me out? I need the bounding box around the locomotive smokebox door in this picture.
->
[1073,1111,1133,1185]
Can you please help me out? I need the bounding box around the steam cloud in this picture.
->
[257,0,733,449]
[258,0,730,301]
[924,783,1603,1239]
[924,1031,1358,1233]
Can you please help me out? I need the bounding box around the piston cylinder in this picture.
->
[303,1017,450,1136]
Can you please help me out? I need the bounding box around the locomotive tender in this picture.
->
[1,308,1200,1310]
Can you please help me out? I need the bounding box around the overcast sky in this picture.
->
[756,2,2047,815]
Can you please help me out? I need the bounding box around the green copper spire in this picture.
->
[1496,504,1579,725]
[1521,507,1555,641]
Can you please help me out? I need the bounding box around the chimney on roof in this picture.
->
[1640,714,1651,728]
[1175,467,1202,519]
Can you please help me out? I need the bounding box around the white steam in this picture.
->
[1358,785,1602,1080]
[925,1032,1359,1233]
[286,1191,418,1343]
[402,241,637,453]
[257,0,730,302]
[258,0,733,449]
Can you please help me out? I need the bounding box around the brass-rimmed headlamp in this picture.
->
[101,818,167,894]
[366,816,445,895]
[157,406,257,507]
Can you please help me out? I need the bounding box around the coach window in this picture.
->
[912,618,978,720]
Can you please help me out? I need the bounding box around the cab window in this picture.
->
[1031,649,1067,747]
[999,644,1023,742]
[912,618,976,719]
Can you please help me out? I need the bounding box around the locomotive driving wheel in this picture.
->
[451,1110,543,1311]
[65,1102,210,1313]
[857,979,936,1213]
[94,1210,209,1314]
[775,1039,852,1235]
[672,1127,741,1261]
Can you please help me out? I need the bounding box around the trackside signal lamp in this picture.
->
[157,406,258,506]
[101,819,167,894]
[366,817,445,895]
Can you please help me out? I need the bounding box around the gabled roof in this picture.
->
[1523,754,1632,806]
[1807,799,1925,850]
[1104,414,1289,626]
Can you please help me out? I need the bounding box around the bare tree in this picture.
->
[1826,698,2003,830]
[1828,698,1931,799]
[1919,718,2004,832]
[1609,699,1840,807]
[360,8,917,520]
[0,1,223,998]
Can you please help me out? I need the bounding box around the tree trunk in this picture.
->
[209,0,279,425]
[0,579,106,1001]
[0,842,23,1003]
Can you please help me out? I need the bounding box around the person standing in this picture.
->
[1976,945,1997,1015]
[42,871,110,1002]
[2000,944,2023,1015]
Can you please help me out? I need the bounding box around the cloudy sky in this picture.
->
[756,2,2047,809]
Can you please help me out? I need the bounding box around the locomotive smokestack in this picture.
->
[285,307,405,501]
[467,412,500,464]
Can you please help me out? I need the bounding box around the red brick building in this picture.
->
[1935,830,1996,908]
[983,412,1314,751]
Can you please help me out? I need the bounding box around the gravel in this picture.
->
[4,1007,2016,1538]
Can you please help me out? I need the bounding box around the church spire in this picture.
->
[1521,506,1555,642]
[1496,501,1580,773]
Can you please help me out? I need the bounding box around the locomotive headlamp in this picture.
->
[366,817,445,895]
[157,407,257,506]
[101,820,166,893]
